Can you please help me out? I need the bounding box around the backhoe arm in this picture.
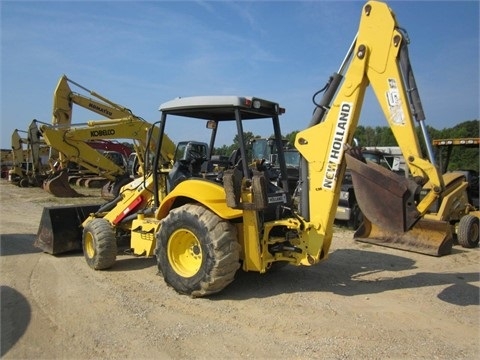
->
[295,0,451,257]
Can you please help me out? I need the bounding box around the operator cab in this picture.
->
[155,96,291,221]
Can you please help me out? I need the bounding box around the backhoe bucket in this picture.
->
[35,204,101,254]
[43,170,83,197]
[355,218,452,256]
[345,152,452,256]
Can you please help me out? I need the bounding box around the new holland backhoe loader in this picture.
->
[36,0,479,297]
[41,75,176,197]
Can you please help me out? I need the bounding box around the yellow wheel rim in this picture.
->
[84,232,95,259]
[167,229,202,278]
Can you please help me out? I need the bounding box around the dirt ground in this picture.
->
[0,178,479,359]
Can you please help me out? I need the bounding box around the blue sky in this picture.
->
[1,0,479,149]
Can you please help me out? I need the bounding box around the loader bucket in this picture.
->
[43,170,83,197]
[345,152,452,256]
[35,204,101,254]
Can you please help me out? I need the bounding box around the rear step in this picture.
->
[35,204,101,254]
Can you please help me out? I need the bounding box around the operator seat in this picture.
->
[215,148,240,183]
[167,149,205,192]
[229,148,242,169]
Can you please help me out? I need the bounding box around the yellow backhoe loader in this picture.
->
[40,75,176,197]
[36,1,478,297]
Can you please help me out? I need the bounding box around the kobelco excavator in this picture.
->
[36,1,479,297]
[40,75,176,197]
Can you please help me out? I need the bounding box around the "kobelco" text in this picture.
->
[90,129,115,137]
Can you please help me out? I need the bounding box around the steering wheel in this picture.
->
[188,149,205,163]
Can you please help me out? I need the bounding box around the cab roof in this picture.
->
[159,96,284,121]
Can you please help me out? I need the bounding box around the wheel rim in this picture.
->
[167,229,202,278]
[84,232,95,259]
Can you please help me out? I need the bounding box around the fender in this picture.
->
[157,178,243,220]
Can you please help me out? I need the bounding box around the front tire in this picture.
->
[457,215,479,248]
[156,204,240,297]
[82,218,117,269]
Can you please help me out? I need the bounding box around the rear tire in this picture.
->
[82,218,117,269]
[156,204,240,297]
[457,215,479,248]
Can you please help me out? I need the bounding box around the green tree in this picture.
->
[284,130,299,148]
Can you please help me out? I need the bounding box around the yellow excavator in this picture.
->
[40,75,176,197]
[34,117,175,198]
[36,1,479,297]
[8,127,50,187]
[9,129,30,185]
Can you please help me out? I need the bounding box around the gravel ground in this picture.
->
[1,179,479,359]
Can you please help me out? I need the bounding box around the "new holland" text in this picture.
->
[323,102,353,190]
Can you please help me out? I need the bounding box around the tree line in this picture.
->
[214,120,479,173]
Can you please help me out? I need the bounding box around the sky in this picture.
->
[1,0,479,150]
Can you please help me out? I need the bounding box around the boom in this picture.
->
[52,75,136,127]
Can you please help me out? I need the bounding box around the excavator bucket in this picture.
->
[35,204,101,254]
[345,152,453,256]
[43,169,83,197]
